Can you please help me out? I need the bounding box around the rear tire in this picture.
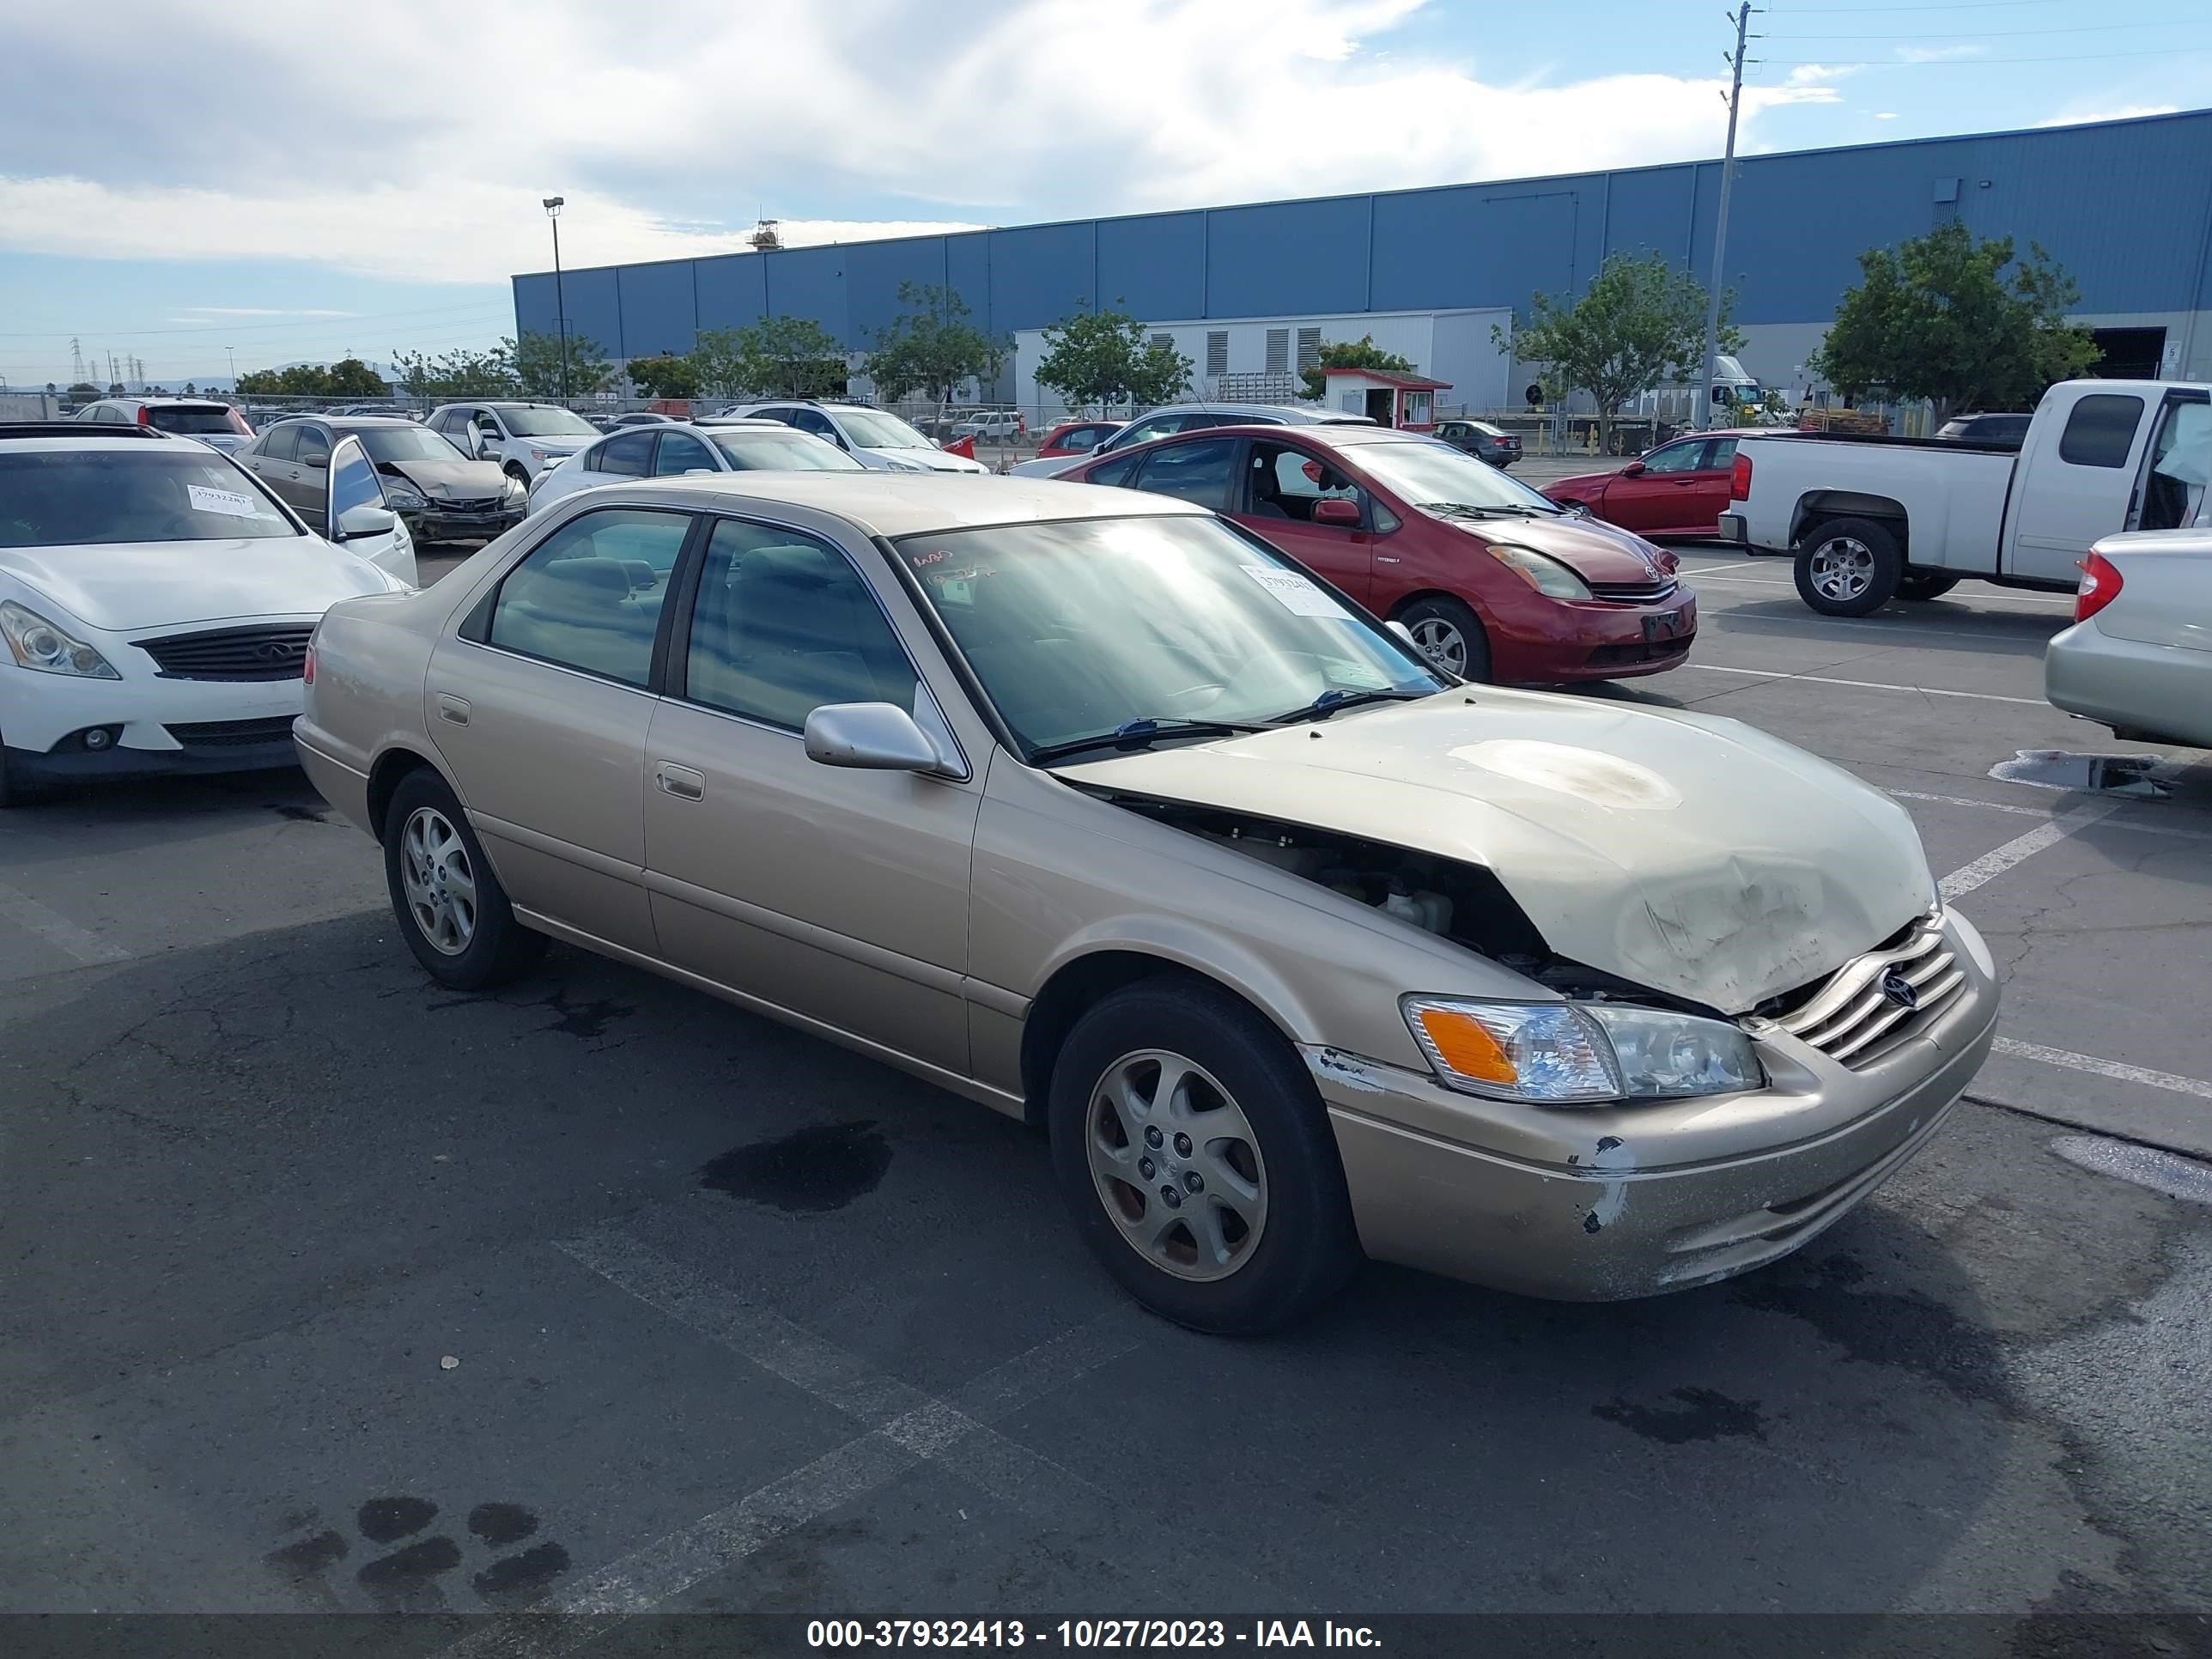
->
[1048,979,1360,1334]
[381,769,544,990]
[1395,595,1492,683]
[1896,571,1960,601]
[1795,516,1903,617]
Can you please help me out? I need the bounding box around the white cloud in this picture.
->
[1897,44,1984,64]
[1874,112,1899,121]
[2035,103,2179,130]
[0,0,1850,285]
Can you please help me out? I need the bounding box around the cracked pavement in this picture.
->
[2,550,2209,1632]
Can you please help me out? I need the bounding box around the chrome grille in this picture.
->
[1771,916,1966,1066]
[1588,578,1679,603]
[434,495,502,514]
[136,623,313,681]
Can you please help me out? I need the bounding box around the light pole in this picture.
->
[543,196,571,402]
[227,346,237,388]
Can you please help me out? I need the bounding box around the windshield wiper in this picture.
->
[1418,500,1560,520]
[1027,717,1273,767]
[1272,687,1430,725]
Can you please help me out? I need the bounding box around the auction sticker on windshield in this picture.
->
[186,485,263,519]
[1240,563,1347,617]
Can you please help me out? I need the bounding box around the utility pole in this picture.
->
[543,197,570,402]
[227,346,237,388]
[1698,3,1756,429]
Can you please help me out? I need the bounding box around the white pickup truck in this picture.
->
[1717,379,2211,616]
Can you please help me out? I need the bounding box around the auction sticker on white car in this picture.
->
[186,484,262,518]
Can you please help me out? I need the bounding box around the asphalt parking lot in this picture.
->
[3,526,2209,1638]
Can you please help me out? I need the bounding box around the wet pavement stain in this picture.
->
[356,1495,438,1543]
[535,986,636,1042]
[1593,1386,1768,1445]
[265,1528,348,1580]
[467,1502,540,1547]
[356,1535,463,1608]
[270,803,331,823]
[700,1120,892,1212]
[472,1540,573,1606]
[1990,750,2175,799]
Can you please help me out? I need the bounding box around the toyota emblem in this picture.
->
[1879,969,1920,1012]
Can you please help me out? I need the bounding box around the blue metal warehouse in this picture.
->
[513,108,2212,411]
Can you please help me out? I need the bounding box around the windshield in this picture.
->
[146,404,241,436]
[711,431,866,471]
[834,409,932,449]
[352,426,469,465]
[1352,438,1563,514]
[500,406,599,437]
[893,515,1446,754]
[0,450,300,547]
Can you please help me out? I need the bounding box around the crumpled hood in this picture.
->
[383,457,508,498]
[1054,690,1936,1012]
[1,538,406,631]
[869,447,988,474]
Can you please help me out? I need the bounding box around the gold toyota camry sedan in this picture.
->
[295,473,1998,1333]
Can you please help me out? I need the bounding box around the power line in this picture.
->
[1763,45,2212,65]
[0,298,513,340]
[1766,0,2064,11]
[1771,21,2188,39]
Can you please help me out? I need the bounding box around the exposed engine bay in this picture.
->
[1095,791,1723,1015]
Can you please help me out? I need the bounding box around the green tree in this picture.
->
[1033,302,1192,416]
[626,352,702,399]
[391,343,519,399]
[684,328,750,398]
[741,315,849,399]
[1808,222,2098,419]
[66,381,100,402]
[183,382,197,396]
[323,358,388,398]
[512,329,612,398]
[1299,334,1415,402]
[864,283,1007,427]
[1496,252,1737,454]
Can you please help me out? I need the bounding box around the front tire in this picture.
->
[1396,594,1492,682]
[1048,980,1359,1334]
[1897,571,1960,601]
[382,769,544,989]
[1795,516,1903,617]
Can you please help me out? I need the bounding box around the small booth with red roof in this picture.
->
[1320,367,1451,432]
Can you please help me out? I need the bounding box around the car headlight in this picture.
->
[1488,543,1591,600]
[529,447,549,462]
[884,457,929,472]
[0,600,121,679]
[385,486,428,511]
[1401,996,1763,1103]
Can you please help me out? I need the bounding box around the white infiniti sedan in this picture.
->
[0,424,416,805]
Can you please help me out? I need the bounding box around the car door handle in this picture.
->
[1376,555,1401,563]
[435,694,470,726]
[655,763,705,801]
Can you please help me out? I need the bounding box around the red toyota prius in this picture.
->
[1060,424,1695,683]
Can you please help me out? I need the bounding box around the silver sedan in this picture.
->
[2046,528,2212,750]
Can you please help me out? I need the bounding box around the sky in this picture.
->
[1,0,2203,390]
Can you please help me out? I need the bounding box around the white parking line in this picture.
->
[0,882,128,965]
[1680,662,2046,705]
[1937,799,2123,901]
[442,1231,1147,1655]
[1993,1038,2212,1103]
[1890,789,2212,843]
[1679,562,2078,606]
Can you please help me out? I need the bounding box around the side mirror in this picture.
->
[1313,497,1361,526]
[804,702,948,774]
[334,503,398,543]
[475,431,501,459]
[1621,460,1646,476]
[1387,620,1419,648]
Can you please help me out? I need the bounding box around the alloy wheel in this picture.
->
[1808,537,1875,603]
[1086,1048,1268,1283]
[1409,617,1468,676]
[399,805,477,957]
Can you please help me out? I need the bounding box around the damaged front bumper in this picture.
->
[1307,911,2000,1301]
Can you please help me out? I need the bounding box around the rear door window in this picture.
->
[2057,394,2145,467]
[1128,437,1237,509]
[595,432,654,477]
[485,508,692,686]
[258,423,301,462]
[294,425,331,468]
[653,432,716,475]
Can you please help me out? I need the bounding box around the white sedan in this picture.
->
[0,425,414,805]
[526,419,862,514]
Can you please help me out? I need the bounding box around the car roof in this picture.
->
[568,471,1207,538]
[0,426,181,450]
[90,395,231,407]
[322,415,418,427]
